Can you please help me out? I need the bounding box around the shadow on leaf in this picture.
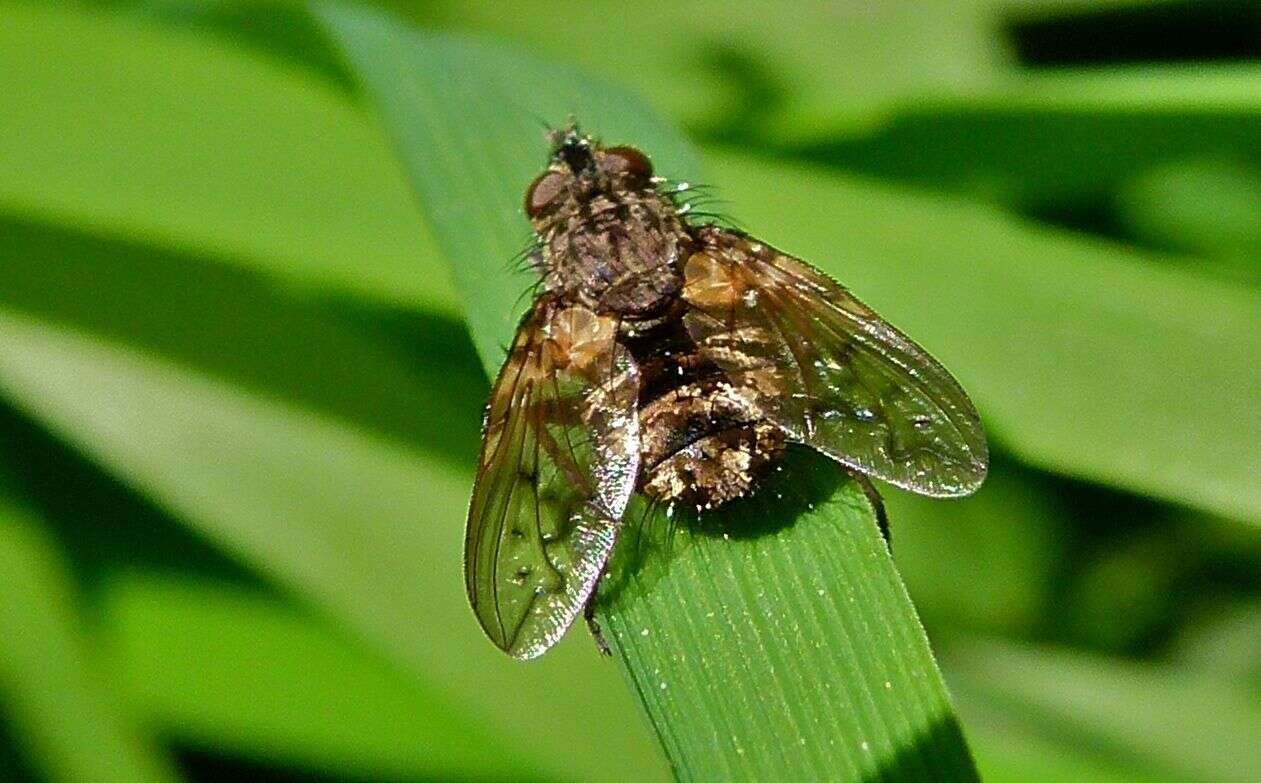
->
[599,446,865,608]
[0,214,484,468]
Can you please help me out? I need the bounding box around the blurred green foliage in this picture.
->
[0,1,1259,781]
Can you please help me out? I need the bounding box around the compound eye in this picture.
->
[524,170,568,218]
[602,146,653,182]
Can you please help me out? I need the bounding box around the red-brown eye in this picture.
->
[525,170,568,218]
[602,146,653,182]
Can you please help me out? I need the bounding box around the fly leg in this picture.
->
[847,470,890,549]
[583,577,612,657]
[581,497,662,658]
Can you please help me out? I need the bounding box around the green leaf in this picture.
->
[1171,601,1261,686]
[422,0,1006,138]
[946,638,1261,783]
[0,2,457,316]
[887,459,1063,637]
[0,216,483,467]
[1116,158,1261,283]
[599,456,978,781]
[703,149,1261,523]
[956,694,1170,783]
[101,574,523,781]
[804,66,1261,207]
[0,492,180,783]
[317,6,979,780]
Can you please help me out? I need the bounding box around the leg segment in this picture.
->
[583,589,612,657]
[847,470,890,549]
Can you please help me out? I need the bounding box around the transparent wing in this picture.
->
[682,228,987,497]
[464,299,640,659]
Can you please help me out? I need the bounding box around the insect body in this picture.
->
[465,127,988,659]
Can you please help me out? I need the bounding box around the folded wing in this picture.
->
[682,229,987,497]
[465,299,640,658]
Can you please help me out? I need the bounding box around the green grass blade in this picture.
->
[0,216,482,466]
[0,2,457,316]
[316,6,979,780]
[956,695,1171,783]
[1117,158,1261,281]
[0,493,180,783]
[101,574,524,781]
[599,455,978,781]
[805,68,1261,207]
[947,638,1261,783]
[420,0,1005,138]
[428,4,1261,147]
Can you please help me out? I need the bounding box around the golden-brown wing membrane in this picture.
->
[682,229,987,497]
[465,300,640,659]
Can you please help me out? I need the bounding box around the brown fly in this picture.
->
[465,125,988,659]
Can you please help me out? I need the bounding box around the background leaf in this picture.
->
[947,638,1261,783]
[424,0,1007,138]
[0,491,180,783]
[0,1,457,316]
[101,574,522,781]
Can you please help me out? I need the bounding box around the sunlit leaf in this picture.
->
[806,66,1261,207]
[101,574,523,781]
[948,638,1261,783]
[0,2,457,315]
[422,0,1006,138]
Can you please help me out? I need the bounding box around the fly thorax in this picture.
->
[540,191,685,316]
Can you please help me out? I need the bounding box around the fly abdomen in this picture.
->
[638,369,786,511]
